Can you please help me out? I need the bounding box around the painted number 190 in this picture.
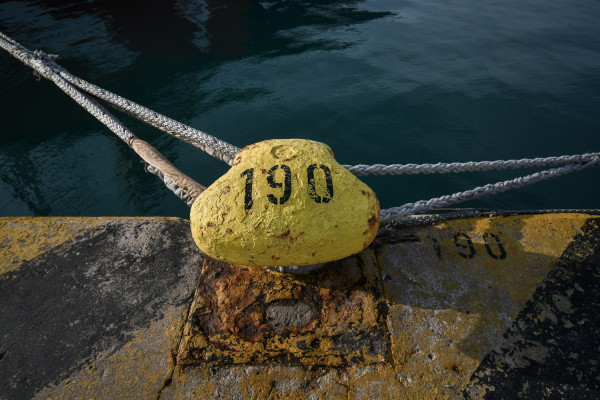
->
[241,164,334,210]
[429,232,507,260]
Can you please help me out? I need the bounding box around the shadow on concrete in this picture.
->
[255,214,600,397]
[463,217,600,398]
[2,215,598,399]
[0,219,200,400]
[364,215,600,398]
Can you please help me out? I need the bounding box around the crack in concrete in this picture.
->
[155,355,175,400]
[156,257,203,399]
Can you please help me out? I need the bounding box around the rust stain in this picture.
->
[27,214,596,399]
[290,232,305,243]
[234,312,263,342]
[177,254,389,367]
[363,214,379,236]
[368,214,378,227]
[276,229,291,239]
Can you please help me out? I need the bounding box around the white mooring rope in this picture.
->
[0,31,240,165]
[58,66,241,165]
[0,32,205,203]
[343,153,600,175]
[379,158,599,221]
[1,31,598,221]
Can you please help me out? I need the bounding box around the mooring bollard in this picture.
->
[190,139,380,270]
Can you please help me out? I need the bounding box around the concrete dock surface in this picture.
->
[1,214,599,399]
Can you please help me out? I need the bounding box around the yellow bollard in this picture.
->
[190,139,380,268]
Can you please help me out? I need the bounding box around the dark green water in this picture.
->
[1,0,599,218]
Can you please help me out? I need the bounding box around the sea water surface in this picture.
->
[1,0,599,218]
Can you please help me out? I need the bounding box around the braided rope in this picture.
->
[1,34,136,141]
[343,153,600,175]
[380,157,600,221]
[59,71,241,165]
[0,32,204,203]
[0,31,240,165]
[2,31,598,216]
[145,165,197,206]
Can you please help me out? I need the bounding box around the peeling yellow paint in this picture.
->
[0,217,101,276]
[349,365,411,400]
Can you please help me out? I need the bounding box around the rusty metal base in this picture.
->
[177,253,390,367]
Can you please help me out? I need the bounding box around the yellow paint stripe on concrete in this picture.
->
[138,214,598,399]
[161,365,350,399]
[377,213,592,399]
[33,305,188,400]
[7,213,595,399]
[0,217,183,276]
[0,217,102,275]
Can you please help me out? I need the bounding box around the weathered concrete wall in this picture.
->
[1,214,598,399]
